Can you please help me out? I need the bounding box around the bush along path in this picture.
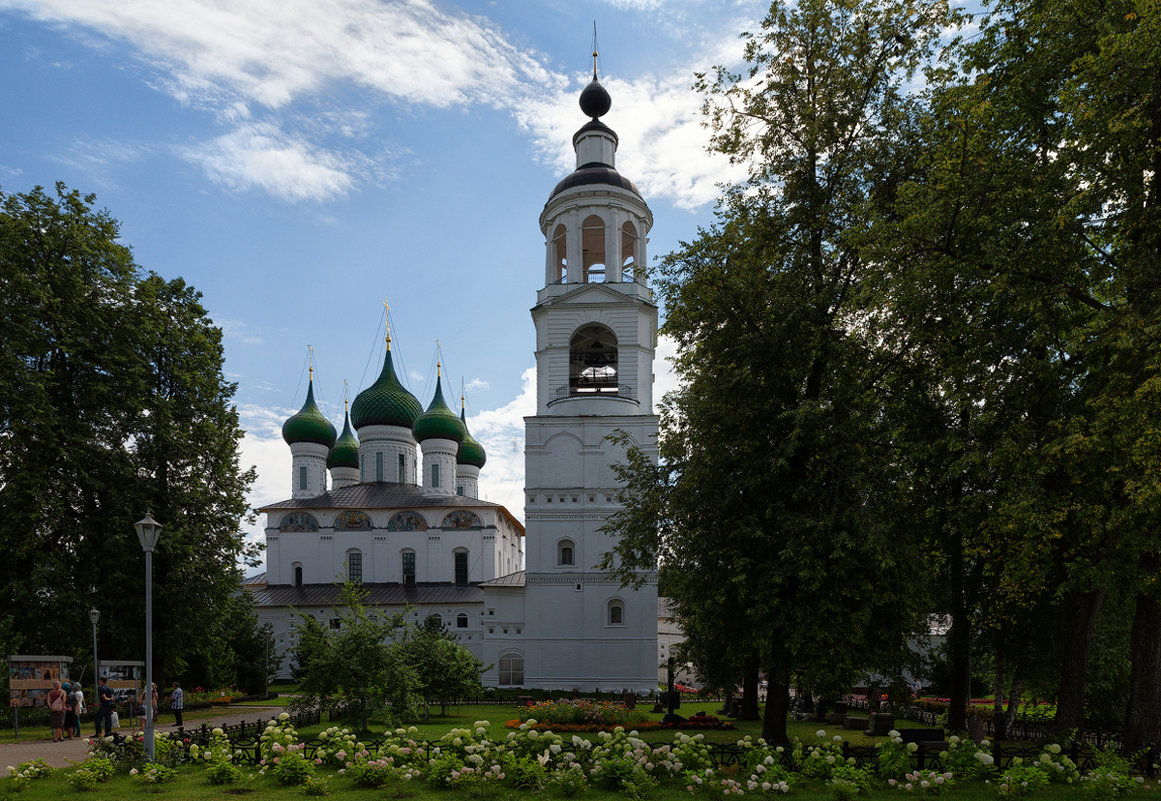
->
[8,714,1157,799]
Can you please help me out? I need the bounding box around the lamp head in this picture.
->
[89,607,100,625]
[134,512,163,552]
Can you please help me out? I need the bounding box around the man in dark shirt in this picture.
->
[95,677,114,738]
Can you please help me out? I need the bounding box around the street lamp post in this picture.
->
[89,607,100,728]
[134,512,162,763]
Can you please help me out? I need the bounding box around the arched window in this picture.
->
[498,652,524,686]
[557,539,575,567]
[347,551,363,584]
[401,550,416,585]
[454,550,469,586]
[552,224,568,282]
[456,613,468,628]
[581,215,606,283]
[293,563,303,587]
[621,221,638,282]
[607,599,624,626]
[428,613,443,629]
[299,465,308,491]
[570,325,618,395]
[432,463,440,487]
[398,453,405,483]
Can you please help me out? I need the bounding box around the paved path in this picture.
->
[0,706,287,769]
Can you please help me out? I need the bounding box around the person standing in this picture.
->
[47,680,67,742]
[71,683,85,738]
[94,676,114,738]
[170,682,183,728]
[62,683,77,739]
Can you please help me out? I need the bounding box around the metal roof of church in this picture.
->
[478,571,525,588]
[251,582,484,607]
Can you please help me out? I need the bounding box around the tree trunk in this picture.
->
[762,659,791,745]
[1124,587,1161,751]
[1055,588,1104,731]
[946,519,971,732]
[992,645,1005,738]
[1001,676,1024,741]
[740,652,761,720]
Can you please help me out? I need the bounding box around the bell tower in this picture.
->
[493,55,660,692]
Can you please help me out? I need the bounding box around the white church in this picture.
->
[250,67,662,692]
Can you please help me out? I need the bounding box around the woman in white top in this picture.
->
[71,684,85,738]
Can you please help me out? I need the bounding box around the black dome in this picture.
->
[548,164,641,203]
[579,78,612,118]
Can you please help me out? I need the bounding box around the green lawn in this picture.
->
[296,703,938,748]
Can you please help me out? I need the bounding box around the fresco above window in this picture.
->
[280,512,319,532]
[387,511,428,531]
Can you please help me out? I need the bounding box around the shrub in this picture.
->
[555,763,589,797]
[1080,748,1143,800]
[129,764,177,787]
[889,770,954,795]
[828,764,872,799]
[1035,743,1079,784]
[876,730,913,779]
[990,761,1049,799]
[304,774,333,796]
[6,759,54,791]
[941,736,994,780]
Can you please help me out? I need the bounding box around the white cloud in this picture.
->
[219,318,264,345]
[179,122,355,202]
[6,0,556,110]
[471,366,535,522]
[4,0,756,207]
[237,403,295,569]
[514,64,750,211]
[653,333,681,413]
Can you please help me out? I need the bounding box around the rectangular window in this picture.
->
[432,463,440,487]
[455,551,468,586]
[398,454,405,482]
[348,552,362,584]
[299,465,308,490]
[402,552,415,586]
[376,452,383,482]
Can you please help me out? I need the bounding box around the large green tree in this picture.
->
[602,0,951,743]
[0,183,257,685]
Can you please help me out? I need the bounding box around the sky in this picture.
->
[0,0,777,564]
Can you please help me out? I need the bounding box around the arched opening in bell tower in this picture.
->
[581,215,606,283]
[570,324,618,395]
[621,221,638,282]
[552,224,568,282]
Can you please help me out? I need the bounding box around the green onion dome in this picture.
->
[282,380,337,447]
[413,376,466,443]
[457,408,487,468]
[350,348,422,430]
[327,409,359,469]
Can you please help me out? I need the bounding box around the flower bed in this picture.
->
[505,716,734,732]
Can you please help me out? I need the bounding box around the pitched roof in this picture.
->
[478,571,525,588]
[252,582,485,607]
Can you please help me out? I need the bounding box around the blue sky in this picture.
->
[1,0,773,558]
